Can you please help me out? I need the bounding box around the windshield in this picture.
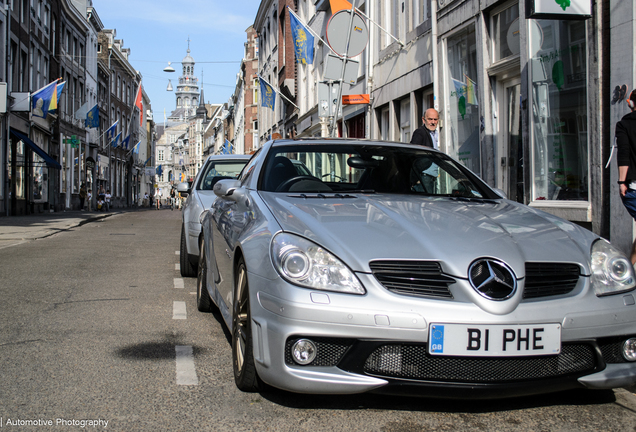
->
[197,160,248,191]
[260,144,497,199]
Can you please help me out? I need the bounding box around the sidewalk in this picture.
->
[0,209,127,242]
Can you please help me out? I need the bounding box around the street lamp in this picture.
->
[163,61,175,73]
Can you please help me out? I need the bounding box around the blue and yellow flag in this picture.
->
[260,77,275,110]
[111,132,122,148]
[289,12,314,65]
[85,104,99,128]
[31,80,58,118]
[105,120,118,142]
[121,134,131,150]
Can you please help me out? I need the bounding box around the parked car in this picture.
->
[197,138,636,398]
[177,154,251,277]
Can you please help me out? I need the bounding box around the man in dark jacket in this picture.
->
[616,89,636,263]
[410,108,439,149]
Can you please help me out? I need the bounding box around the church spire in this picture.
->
[174,42,199,117]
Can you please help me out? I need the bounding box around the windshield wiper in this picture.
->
[291,193,358,199]
[449,196,500,204]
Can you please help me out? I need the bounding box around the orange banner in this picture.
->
[342,94,370,105]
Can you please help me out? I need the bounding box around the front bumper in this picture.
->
[248,272,636,397]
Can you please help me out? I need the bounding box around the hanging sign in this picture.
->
[342,94,370,105]
[530,0,591,19]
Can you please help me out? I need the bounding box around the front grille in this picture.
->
[285,337,353,366]
[370,261,455,299]
[363,343,596,383]
[523,263,581,299]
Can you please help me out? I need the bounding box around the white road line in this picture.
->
[174,278,184,289]
[175,264,180,271]
[175,251,180,255]
[173,301,187,320]
[175,345,199,385]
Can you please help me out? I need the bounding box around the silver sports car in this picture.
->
[197,138,636,398]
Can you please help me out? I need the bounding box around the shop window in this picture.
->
[443,24,481,174]
[529,19,588,202]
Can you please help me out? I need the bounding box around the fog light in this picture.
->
[291,339,317,365]
[623,338,636,362]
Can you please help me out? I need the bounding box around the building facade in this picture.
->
[0,0,154,216]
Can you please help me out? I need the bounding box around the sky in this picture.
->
[92,0,263,124]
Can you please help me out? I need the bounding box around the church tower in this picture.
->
[174,40,199,118]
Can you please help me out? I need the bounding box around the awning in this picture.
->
[10,128,61,170]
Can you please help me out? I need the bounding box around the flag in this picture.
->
[464,74,478,106]
[156,165,163,176]
[259,77,275,110]
[144,157,151,166]
[48,81,64,114]
[105,120,118,142]
[111,132,121,148]
[86,104,99,128]
[135,82,143,126]
[121,134,131,150]
[289,11,314,64]
[31,79,59,118]
[74,102,89,120]
[180,172,186,183]
[133,141,141,154]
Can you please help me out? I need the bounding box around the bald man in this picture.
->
[410,108,439,150]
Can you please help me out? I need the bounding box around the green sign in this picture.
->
[63,135,79,149]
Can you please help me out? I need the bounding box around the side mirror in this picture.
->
[176,182,190,197]
[493,188,507,199]
[213,179,243,201]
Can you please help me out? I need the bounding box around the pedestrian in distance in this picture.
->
[170,188,176,211]
[616,89,636,264]
[410,108,440,150]
[105,190,112,212]
[79,183,87,211]
[87,189,92,212]
[156,188,162,210]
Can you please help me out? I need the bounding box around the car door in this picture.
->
[211,196,237,313]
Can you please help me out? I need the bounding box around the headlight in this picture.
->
[271,233,365,295]
[590,239,636,296]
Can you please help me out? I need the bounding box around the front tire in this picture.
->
[180,225,196,277]
[196,238,214,312]
[232,258,259,392]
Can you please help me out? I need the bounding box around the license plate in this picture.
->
[428,323,561,357]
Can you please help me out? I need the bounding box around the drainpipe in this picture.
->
[431,0,439,113]
[3,0,9,216]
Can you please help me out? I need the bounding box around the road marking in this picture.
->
[174,278,184,289]
[175,264,180,271]
[175,345,198,385]
[175,251,180,255]
[190,292,196,295]
[173,301,187,319]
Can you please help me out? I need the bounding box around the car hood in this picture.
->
[260,193,597,278]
